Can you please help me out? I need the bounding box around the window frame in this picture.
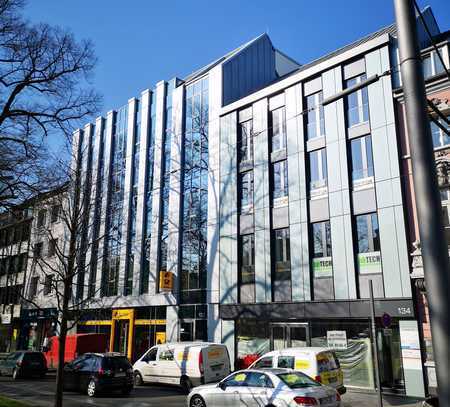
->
[272,159,289,205]
[305,90,325,140]
[270,106,287,151]
[350,134,375,188]
[308,148,328,197]
[238,119,253,163]
[345,73,369,128]
[239,170,254,213]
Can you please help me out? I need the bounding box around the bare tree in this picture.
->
[0,0,101,209]
[21,141,108,407]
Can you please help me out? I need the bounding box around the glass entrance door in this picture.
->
[114,320,129,355]
[270,323,309,350]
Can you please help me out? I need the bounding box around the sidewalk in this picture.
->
[343,390,423,407]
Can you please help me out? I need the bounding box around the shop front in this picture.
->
[221,298,425,397]
[18,308,57,351]
[77,306,166,363]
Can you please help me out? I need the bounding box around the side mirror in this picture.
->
[219,382,227,391]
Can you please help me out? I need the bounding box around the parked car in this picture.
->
[63,352,133,397]
[187,368,342,407]
[248,347,346,394]
[0,351,47,379]
[43,333,109,369]
[133,342,230,393]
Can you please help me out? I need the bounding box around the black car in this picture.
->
[0,351,47,379]
[63,353,133,397]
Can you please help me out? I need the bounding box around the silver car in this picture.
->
[187,368,342,407]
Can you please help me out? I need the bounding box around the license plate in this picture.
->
[320,396,334,405]
[115,371,126,377]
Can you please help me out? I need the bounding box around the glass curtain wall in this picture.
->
[102,105,128,297]
[180,77,209,305]
[141,93,156,294]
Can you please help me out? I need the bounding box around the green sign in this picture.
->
[358,251,382,274]
[313,257,333,278]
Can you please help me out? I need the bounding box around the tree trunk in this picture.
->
[54,314,67,407]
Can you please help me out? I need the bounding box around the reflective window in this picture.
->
[305,91,325,139]
[356,213,380,253]
[239,171,254,211]
[345,74,369,127]
[273,160,288,201]
[440,188,450,247]
[423,49,446,79]
[271,107,287,151]
[272,228,291,302]
[312,221,332,258]
[350,134,374,185]
[309,148,328,194]
[246,372,274,388]
[430,115,450,148]
[239,234,255,303]
[238,119,253,162]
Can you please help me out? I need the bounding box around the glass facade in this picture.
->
[430,114,450,148]
[239,171,254,211]
[180,77,209,305]
[102,105,129,297]
[238,119,253,162]
[309,148,328,194]
[272,160,288,201]
[141,93,156,294]
[345,74,369,127]
[311,221,333,300]
[270,106,287,151]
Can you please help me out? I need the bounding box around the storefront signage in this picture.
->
[159,271,173,291]
[21,308,57,320]
[112,309,134,320]
[312,257,333,278]
[1,314,11,324]
[358,251,382,274]
[327,330,347,350]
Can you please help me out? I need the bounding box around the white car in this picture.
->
[187,368,342,407]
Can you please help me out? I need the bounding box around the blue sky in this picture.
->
[25,0,450,117]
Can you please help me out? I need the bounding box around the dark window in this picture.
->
[143,348,157,362]
[350,134,374,184]
[48,239,57,257]
[102,356,132,370]
[43,274,53,295]
[272,228,291,302]
[33,242,43,259]
[345,73,369,127]
[272,160,288,201]
[239,171,253,211]
[29,277,39,298]
[246,372,274,388]
[277,356,295,369]
[238,120,253,162]
[239,234,255,303]
[50,205,60,223]
[309,148,327,193]
[305,91,325,140]
[271,107,286,151]
[356,213,380,253]
[37,209,46,228]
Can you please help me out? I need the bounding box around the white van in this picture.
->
[248,347,346,394]
[133,342,231,392]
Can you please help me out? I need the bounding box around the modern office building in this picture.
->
[9,5,447,398]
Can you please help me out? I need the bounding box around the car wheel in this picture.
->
[121,386,133,396]
[134,371,143,386]
[87,379,97,397]
[190,394,206,407]
[180,376,193,394]
[12,368,19,380]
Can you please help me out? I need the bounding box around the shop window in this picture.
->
[239,234,255,303]
[270,106,287,151]
[238,119,253,163]
[345,73,369,127]
[272,228,292,302]
[305,91,325,140]
[236,319,270,370]
[350,134,374,188]
[308,148,328,197]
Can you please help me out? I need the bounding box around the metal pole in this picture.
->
[370,280,383,407]
[394,1,450,405]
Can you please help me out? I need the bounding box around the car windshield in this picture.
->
[278,372,321,388]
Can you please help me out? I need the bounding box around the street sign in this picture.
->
[382,312,392,328]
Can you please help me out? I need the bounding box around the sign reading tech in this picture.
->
[358,251,382,274]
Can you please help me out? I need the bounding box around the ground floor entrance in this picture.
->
[270,323,309,350]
